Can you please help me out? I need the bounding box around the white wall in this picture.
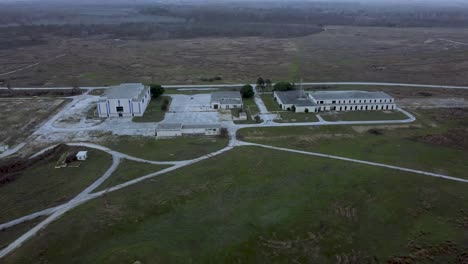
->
[97,89,151,118]
[157,130,182,137]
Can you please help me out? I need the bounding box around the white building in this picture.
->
[156,123,183,137]
[156,123,221,137]
[273,90,396,113]
[97,83,151,118]
[210,91,243,110]
[76,151,88,161]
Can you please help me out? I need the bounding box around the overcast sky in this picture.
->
[1,0,467,5]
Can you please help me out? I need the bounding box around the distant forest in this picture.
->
[140,2,468,28]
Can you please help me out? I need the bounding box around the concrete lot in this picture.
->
[162,94,219,124]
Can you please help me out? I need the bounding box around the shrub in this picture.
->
[273,82,294,91]
[254,115,262,123]
[150,84,165,98]
[219,128,229,138]
[240,84,254,98]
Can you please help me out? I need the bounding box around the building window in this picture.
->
[320,101,324,104]
[332,101,336,104]
[116,106,124,112]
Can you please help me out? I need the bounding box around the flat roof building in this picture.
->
[211,91,243,110]
[156,123,221,137]
[97,83,151,118]
[273,90,396,113]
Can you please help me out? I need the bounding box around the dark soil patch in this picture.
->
[0,144,66,186]
[414,128,468,151]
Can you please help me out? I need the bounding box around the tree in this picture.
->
[150,84,165,98]
[273,81,294,91]
[240,84,254,98]
[265,79,272,91]
[256,77,265,92]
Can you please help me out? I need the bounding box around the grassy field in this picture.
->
[132,96,170,123]
[4,27,468,87]
[104,136,229,161]
[0,147,112,223]
[4,146,467,263]
[320,110,408,121]
[260,94,281,112]
[95,160,170,192]
[0,98,68,147]
[275,111,319,123]
[238,108,468,179]
[0,217,45,250]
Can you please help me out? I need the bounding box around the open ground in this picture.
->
[0,80,467,262]
[3,27,468,87]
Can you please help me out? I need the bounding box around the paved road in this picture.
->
[2,81,468,90]
[0,81,466,259]
[165,82,468,90]
[0,140,236,259]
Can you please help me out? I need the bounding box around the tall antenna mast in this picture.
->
[300,78,305,98]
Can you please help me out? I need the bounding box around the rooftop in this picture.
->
[183,124,221,129]
[274,90,316,107]
[211,91,242,105]
[104,83,148,101]
[157,123,183,130]
[76,151,88,156]
[309,90,393,101]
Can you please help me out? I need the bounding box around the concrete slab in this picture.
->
[164,94,219,124]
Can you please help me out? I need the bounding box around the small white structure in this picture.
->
[211,91,243,110]
[76,151,88,161]
[274,90,396,113]
[238,112,248,121]
[156,123,221,137]
[97,83,151,118]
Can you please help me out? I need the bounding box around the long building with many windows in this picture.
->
[273,90,396,113]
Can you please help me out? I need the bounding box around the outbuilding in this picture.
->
[76,151,88,161]
[156,123,183,137]
[182,124,221,136]
[211,91,243,110]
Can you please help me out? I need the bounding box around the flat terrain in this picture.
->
[104,136,229,161]
[0,218,45,251]
[95,160,170,191]
[320,110,408,121]
[238,108,468,179]
[4,147,467,263]
[132,96,170,123]
[0,147,112,223]
[3,26,468,87]
[0,98,67,147]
